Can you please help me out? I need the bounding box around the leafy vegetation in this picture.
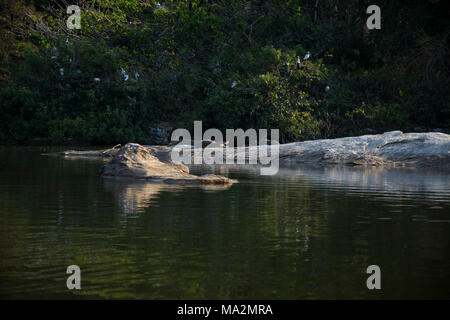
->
[0,0,448,144]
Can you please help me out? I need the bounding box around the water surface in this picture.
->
[0,147,449,299]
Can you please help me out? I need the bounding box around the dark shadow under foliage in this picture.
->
[0,0,448,145]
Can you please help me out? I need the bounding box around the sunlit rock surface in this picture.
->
[99,143,237,184]
[275,131,450,167]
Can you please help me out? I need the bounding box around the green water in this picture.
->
[0,146,449,299]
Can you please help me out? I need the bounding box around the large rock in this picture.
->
[47,131,450,168]
[275,131,450,167]
[100,143,237,184]
[171,131,450,167]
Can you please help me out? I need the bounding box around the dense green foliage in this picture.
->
[0,0,448,144]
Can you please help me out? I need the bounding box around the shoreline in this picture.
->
[41,131,450,169]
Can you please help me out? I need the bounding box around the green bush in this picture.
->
[0,0,448,145]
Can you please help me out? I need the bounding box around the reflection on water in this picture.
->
[102,179,234,226]
[0,147,449,299]
[193,164,450,199]
[103,179,183,218]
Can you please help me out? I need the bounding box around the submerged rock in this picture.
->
[99,143,237,184]
[42,148,119,159]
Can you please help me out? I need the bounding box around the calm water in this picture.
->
[0,146,449,299]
